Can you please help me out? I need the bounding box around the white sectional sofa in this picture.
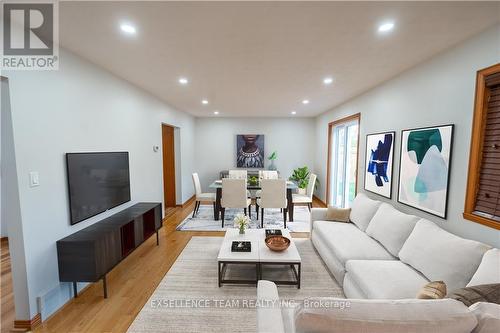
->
[257,193,500,333]
[310,193,498,299]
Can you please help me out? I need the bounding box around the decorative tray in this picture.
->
[265,229,282,237]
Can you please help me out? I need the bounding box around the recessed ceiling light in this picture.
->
[202,99,209,105]
[178,77,189,85]
[378,22,395,33]
[120,23,136,35]
[323,77,333,85]
[291,111,297,115]
[213,111,219,115]
[302,99,309,105]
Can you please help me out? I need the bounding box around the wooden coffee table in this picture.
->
[217,228,301,288]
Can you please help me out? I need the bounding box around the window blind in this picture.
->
[474,78,500,221]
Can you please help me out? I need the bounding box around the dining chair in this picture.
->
[292,173,317,212]
[256,170,278,195]
[221,178,252,228]
[256,179,287,228]
[228,170,248,179]
[191,173,216,218]
[258,170,279,180]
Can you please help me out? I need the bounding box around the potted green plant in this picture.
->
[289,166,317,195]
[268,151,278,170]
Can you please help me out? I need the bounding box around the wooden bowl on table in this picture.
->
[265,236,290,252]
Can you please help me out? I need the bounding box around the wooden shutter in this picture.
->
[464,63,500,229]
[474,83,500,220]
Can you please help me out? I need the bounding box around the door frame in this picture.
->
[162,124,176,211]
[326,113,361,206]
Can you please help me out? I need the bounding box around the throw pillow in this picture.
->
[447,284,500,307]
[325,206,351,222]
[417,281,447,299]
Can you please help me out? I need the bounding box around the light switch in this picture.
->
[29,172,40,187]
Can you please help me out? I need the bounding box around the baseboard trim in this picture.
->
[177,195,196,208]
[14,313,41,330]
[313,195,327,208]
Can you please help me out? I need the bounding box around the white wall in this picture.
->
[1,77,31,320]
[4,48,196,320]
[315,25,500,247]
[194,117,316,191]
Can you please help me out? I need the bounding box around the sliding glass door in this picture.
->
[328,115,360,208]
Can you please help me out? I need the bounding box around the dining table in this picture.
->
[209,180,299,222]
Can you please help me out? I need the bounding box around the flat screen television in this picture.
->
[66,152,131,225]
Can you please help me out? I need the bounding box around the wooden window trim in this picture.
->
[464,63,500,230]
[326,113,361,206]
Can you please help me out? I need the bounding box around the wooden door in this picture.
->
[162,124,176,209]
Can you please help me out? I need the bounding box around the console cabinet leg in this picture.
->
[73,282,77,298]
[156,230,159,245]
[103,275,108,298]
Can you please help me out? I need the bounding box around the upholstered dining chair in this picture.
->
[228,170,248,179]
[191,173,216,218]
[221,178,252,228]
[256,179,287,228]
[292,173,317,212]
[255,170,279,201]
[259,170,279,180]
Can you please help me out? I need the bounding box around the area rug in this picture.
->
[176,205,311,232]
[127,237,343,333]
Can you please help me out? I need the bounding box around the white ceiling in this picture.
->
[59,1,500,117]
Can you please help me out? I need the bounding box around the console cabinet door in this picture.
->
[95,229,121,278]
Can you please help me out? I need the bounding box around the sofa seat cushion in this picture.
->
[345,260,429,299]
[349,193,382,231]
[399,219,491,291]
[365,203,419,256]
[313,221,395,265]
[467,248,500,287]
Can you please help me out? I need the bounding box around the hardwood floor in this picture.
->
[0,198,324,333]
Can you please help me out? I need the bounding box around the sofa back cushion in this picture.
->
[399,219,491,291]
[467,248,500,287]
[349,193,382,231]
[365,203,419,256]
[294,298,477,333]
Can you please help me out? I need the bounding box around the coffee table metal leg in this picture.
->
[218,262,222,287]
[298,263,301,289]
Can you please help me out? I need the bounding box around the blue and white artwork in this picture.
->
[398,125,454,218]
[365,132,395,198]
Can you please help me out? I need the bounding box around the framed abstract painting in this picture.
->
[236,134,265,168]
[364,131,395,199]
[398,124,454,218]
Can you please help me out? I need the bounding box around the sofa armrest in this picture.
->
[257,280,285,333]
[310,208,328,233]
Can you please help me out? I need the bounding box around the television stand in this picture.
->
[57,203,162,298]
